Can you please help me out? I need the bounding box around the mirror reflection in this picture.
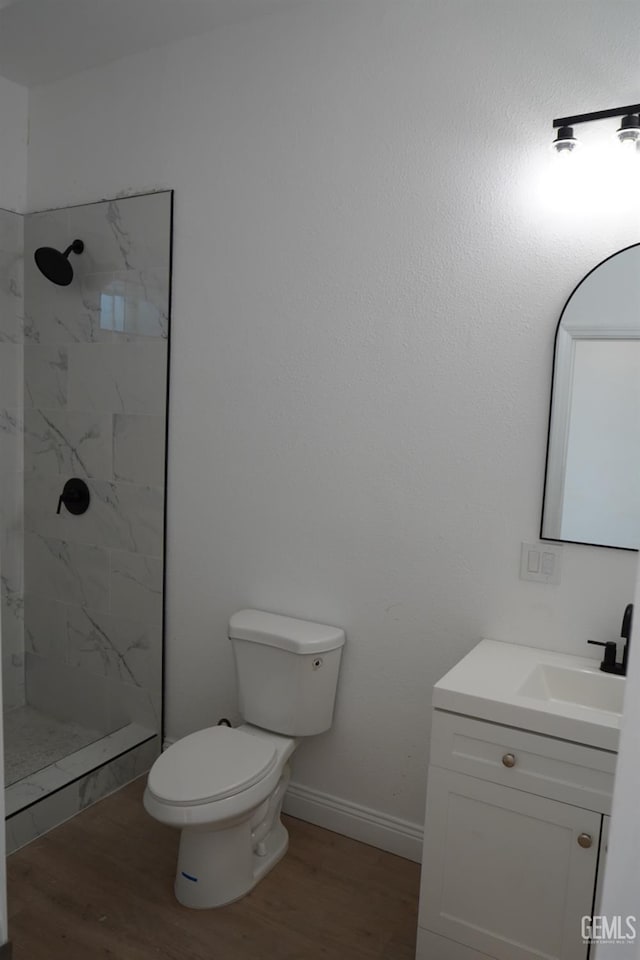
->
[541,244,640,551]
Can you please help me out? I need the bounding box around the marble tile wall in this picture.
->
[0,209,25,711]
[22,192,171,739]
[5,721,156,817]
[6,735,159,853]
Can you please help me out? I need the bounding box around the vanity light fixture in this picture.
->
[551,125,578,157]
[616,114,640,150]
[552,101,640,155]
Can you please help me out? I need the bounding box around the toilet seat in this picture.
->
[147,726,278,806]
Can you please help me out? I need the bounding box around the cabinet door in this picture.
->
[592,815,610,917]
[420,767,601,960]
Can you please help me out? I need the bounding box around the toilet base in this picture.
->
[252,818,289,887]
[174,816,289,909]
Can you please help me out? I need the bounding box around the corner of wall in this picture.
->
[0,74,28,213]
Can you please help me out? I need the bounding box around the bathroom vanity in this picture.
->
[416,640,622,960]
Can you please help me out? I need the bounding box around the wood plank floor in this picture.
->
[7,777,420,959]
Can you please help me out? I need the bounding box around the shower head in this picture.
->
[34,239,84,286]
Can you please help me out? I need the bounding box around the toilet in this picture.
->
[143,609,345,908]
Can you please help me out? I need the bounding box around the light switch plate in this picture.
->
[520,541,562,585]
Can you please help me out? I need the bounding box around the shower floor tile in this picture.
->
[4,706,103,786]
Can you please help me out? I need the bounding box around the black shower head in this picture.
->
[34,239,84,286]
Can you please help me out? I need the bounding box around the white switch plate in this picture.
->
[520,541,562,585]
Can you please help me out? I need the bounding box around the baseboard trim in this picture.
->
[283,781,423,863]
[162,738,423,862]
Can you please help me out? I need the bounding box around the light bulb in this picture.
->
[616,115,640,150]
[552,125,578,158]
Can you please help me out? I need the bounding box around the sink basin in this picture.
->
[518,663,625,715]
[432,639,624,751]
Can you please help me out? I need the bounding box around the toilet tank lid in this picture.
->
[229,609,345,654]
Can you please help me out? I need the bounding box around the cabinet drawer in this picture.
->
[430,709,615,813]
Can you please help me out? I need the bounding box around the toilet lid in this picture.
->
[147,726,278,806]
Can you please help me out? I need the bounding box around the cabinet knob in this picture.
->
[577,833,593,849]
[501,753,516,768]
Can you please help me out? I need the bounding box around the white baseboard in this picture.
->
[283,780,423,863]
[162,737,423,862]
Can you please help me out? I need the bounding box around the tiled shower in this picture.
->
[0,191,172,848]
[0,210,24,715]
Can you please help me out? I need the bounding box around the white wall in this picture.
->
[0,69,26,946]
[595,565,640,960]
[25,0,640,830]
[0,74,27,211]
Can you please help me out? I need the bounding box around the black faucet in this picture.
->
[588,603,633,676]
[621,603,633,675]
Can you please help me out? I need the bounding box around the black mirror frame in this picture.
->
[540,241,640,553]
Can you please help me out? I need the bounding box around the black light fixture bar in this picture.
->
[553,103,640,129]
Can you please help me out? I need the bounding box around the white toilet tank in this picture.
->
[229,610,345,737]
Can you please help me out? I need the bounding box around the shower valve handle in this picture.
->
[56,478,91,516]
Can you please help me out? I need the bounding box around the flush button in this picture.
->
[502,753,516,768]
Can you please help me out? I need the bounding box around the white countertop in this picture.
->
[433,639,623,752]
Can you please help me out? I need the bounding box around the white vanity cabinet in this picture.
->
[416,709,616,960]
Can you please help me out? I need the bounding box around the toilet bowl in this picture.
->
[144,724,297,908]
[144,609,345,908]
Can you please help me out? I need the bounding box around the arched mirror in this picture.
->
[541,243,640,551]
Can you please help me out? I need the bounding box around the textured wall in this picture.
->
[21,192,171,738]
[25,1,640,829]
[0,209,24,710]
[0,76,27,213]
[0,73,28,709]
